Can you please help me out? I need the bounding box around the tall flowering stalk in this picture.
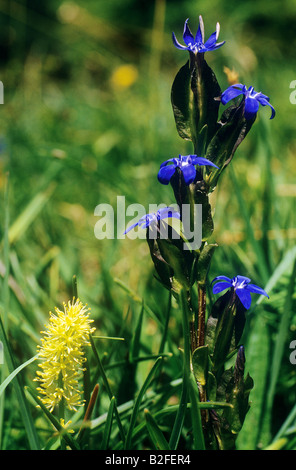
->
[35,298,95,412]
[125,14,273,450]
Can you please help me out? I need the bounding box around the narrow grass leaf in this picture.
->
[265,259,296,426]
[90,334,125,442]
[144,408,170,450]
[114,278,162,327]
[0,315,40,449]
[124,356,163,449]
[236,313,270,450]
[158,291,172,355]
[101,396,116,450]
[0,355,38,397]
[255,246,296,307]
[230,165,269,284]
[0,173,10,447]
[272,403,296,442]
[8,183,56,245]
[169,289,191,450]
[130,302,144,362]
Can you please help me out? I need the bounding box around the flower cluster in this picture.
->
[119,13,275,452]
[35,299,95,412]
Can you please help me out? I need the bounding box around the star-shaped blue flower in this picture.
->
[211,274,269,310]
[172,16,225,54]
[124,207,180,234]
[157,154,219,186]
[221,84,275,120]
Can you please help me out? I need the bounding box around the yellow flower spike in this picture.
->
[34,298,95,412]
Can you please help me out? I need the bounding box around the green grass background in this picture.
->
[0,0,295,450]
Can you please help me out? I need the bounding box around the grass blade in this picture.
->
[265,259,296,429]
[0,173,10,447]
[272,403,296,443]
[89,335,126,442]
[124,356,163,449]
[0,316,40,449]
[8,183,56,245]
[130,302,144,362]
[144,408,170,450]
[255,246,296,308]
[230,165,269,284]
[236,313,271,450]
[101,396,116,450]
[0,355,38,397]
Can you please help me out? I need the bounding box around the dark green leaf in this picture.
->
[205,103,256,191]
[195,242,217,284]
[215,348,254,450]
[171,56,221,154]
[206,291,246,374]
[144,408,171,450]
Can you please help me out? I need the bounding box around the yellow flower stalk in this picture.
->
[35,298,95,412]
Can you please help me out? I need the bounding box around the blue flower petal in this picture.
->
[221,85,244,105]
[195,15,204,43]
[181,163,196,185]
[191,156,219,169]
[244,96,259,119]
[245,283,269,298]
[207,41,225,51]
[158,207,180,220]
[157,164,176,185]
[235,288,252,309]
[235,275,251,286]
[183,19,195,46]
[172,32,188,50]
[212,281,232,294]
[256,97,276,119]
[160,158,175,168]
[212,275,232,284]
[124,220,141,234]
[203,31,219,50]
[195,24,203,44]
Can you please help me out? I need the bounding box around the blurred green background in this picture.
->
[0,0,296,449]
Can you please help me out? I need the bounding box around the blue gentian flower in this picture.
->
[211,274,269,310]
[124,207,180,234]
[172,16,225,54]
[158,154,219,186]
[221,84,275,120]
